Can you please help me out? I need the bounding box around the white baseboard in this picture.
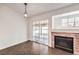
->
[0,40,28,50]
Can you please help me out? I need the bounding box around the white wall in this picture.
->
[0,5,28,50]
[28,4,79,47]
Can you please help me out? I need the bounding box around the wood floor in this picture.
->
[0,41,72,55]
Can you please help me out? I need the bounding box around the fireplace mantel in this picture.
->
[51,32,79,55]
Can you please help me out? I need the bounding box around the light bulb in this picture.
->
[24,13,27,17]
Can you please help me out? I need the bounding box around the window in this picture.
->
[75,17,79,26]
[62,18,68,27]
[53,11,79,29]
[62,17,75,27]
[68,17,75,27]
[62,16,79,27]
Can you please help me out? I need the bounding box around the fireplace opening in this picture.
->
[54,36,73,53]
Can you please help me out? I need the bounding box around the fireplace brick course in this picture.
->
[51,32,79,55]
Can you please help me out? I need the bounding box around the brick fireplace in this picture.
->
[51,32,79,55]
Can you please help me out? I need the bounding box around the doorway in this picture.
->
[32,20,48,45]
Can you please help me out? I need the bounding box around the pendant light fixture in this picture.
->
[24,3,27,18]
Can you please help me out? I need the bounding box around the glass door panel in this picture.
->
[40,20,48,45]
[33,21,40,42]
[33,20,48,45]
[42,25,48,45]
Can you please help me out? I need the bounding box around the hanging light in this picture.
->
[24,3,27,18]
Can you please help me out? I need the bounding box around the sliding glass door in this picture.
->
[33,21,40,42]
[40,20,48,45]
[32,20,48,45]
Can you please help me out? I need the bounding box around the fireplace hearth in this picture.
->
[54,36,73,53]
